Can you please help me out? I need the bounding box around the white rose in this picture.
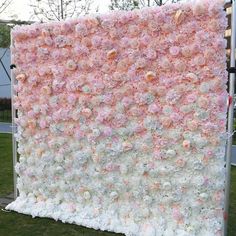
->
[163,182,172,190]
[199,193,209,201]
[83,191,91,200]
[166,149,176,158]
[110,191,118,201]
[199,82,210,93]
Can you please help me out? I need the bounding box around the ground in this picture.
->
[0,133,235,236]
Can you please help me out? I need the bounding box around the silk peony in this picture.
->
[169,46,180,56]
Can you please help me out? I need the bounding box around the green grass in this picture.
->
[0,134,13,196]
[0,133,235,235]
[0,211,123,236]
[228,166,236,236]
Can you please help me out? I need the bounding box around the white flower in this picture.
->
[143,116,159,130]
[55,154,64,163]
[162,105,173,115]
[165,149,176,158]
[162,182,172,190]
[110,191,118,201]
[199,193,209,201]
[199,82,210,93]
[120,164,128,175]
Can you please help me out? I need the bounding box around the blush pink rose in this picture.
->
[67,94,77,105]
[148,104,160,114]
[186,94,197,103]
[172,207,183,222]
[182,140,191,149]
[103,126,113,137]
[122,97,133,108]
[175,158,186,167]
[169,46,180,56]
[39,120,47,129]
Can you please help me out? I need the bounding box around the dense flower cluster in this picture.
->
[7,0,228,235]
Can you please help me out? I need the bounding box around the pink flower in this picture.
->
[39,120,47,129]
[197,97,209,109]
[186,94,197,103]
[140,34,151,46]
[159,57,171,70]
[213,39,227,50]
[107,49,117,60]
[74,129,85,140]
[174,60,186,72]
[52,80,65,92]
[41,86,51,95]
[75,23,88,37]
[153,149,161,160]
[145,71,156,82]
[122,142,133,151]
[113,114,127,127]
[66,59,77,70]
[121,97,133,108]
[186,120,198,131]
[128,25,140,36]
[26,52,37,63]
[145,49,157,60]
[16,73,26,81]
[166,90,181,104]
[66,79,84,92]
[169,46,180,56]
[181,46,192,57]
[175,158,186,167]
[28,110,36,118]
[28,76,38,85]
[183,140,191,149]
[192,2,206,16]
[67,94,77,105]
[96,107,112,122]
[160,117,172,128]
[105,163,119,172]
[135,58,146,69]
[103,126,113,137]
[148,104,160,114]
[81,108,92,118]
[17,117,27,127]
[74,44,89,56]
[193,55,206,66]
[172,207,183,222]
[134,124,145,133]
[130,39,140,49]
[170,113,183,122]
[91,36,102,47]
[184,73,199,83]
[148,20,160,32]
[40,104,48,115]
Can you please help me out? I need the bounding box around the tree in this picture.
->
[30,0,95,22]
[109,0,182,11]
[109,0,139,11]
[0,0,12,15]
[0,24,10,48]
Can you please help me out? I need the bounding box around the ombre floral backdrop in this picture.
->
[7,0,228,235]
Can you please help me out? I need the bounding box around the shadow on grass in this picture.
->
[0,210,124,236]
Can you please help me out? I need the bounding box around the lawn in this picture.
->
[0,133,235,235]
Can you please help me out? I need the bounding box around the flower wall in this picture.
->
[6,0,228,235]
